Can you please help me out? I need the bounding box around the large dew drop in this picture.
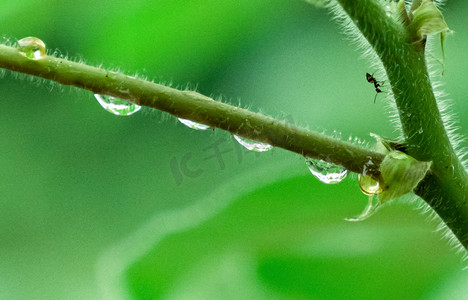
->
[178,118,210,130]
[306,159,348,184]
[17,37,46,60]
[94,94,141,116]
[233,135,273,152]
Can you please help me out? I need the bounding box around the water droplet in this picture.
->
[345,195,381,222]
[17,37,46,60]
[178,118,210,130]
[233,135,273,152]
[358,174,384,196]
[94,94,141,116]
[306,159,348,184]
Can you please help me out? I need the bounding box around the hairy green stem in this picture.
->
[336,0,468,249]
[0,43,384,178]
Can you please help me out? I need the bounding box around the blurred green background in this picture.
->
[1,0,468,299]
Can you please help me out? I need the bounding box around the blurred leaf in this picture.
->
[304,0,328,8]
[125,175,458,299]
[89,0,281,78]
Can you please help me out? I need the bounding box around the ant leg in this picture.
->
[374,93,378,104]
[375,81,385,89]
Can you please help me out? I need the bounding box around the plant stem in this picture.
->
[335,0,468,249]
[0,43,384,178]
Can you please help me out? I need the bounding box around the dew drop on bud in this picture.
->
[178,118,210,130]
[358,174,384,196]
[17,37,46,60]
[233,135,273,152]
[94,94,141,116]
[306,159,348,184]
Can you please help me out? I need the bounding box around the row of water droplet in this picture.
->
[13,37,276,152]
[94,96,350,182]
[13,36,381,221]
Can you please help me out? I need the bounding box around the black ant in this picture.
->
[366,73,384,104]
